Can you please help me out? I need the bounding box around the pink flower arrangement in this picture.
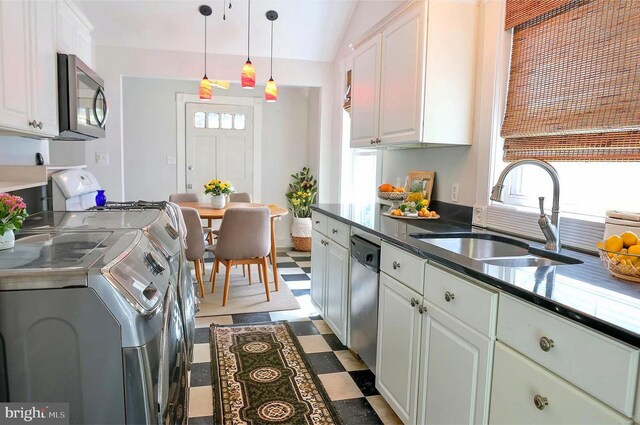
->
[0,193,28,236]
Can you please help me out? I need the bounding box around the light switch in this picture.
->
[166,155,176,165]
[95,152,109,165]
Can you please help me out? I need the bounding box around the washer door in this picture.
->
[158,286,188,424]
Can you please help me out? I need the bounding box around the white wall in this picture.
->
[121,76,316,247]
[0,137,49,165]
[82,45,334,206]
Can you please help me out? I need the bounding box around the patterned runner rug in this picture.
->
[210,322,343,424]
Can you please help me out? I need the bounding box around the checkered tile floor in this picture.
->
[188,251,402,424]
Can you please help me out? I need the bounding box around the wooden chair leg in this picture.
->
[247,264,252,285]
[258,264,263,283]
[243,264,246,277]
[194,259,205,298]
[222,260,233,306]
[210,258,219,293]
[262,257,270,302]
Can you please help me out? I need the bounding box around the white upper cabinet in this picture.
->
[350,0,478,148]
[0,0,58,138]
[351,35,381,148]
[57,0,93,67]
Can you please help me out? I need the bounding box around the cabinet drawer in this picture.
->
[312,211,328,235]
[490,343,630,425]
[327,217,350,248]
[381,241,425,295]
[497,294,639,416]
[424,263,497,337]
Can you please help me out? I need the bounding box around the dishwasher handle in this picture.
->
[350,235,381,271]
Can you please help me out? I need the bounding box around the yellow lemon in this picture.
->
[596,241,604,250]
[604,235,624,252]
[628,245,640,256]
[621,231,638,248]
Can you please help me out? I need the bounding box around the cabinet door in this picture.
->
[417,302,492,425]
[376,272,422,424]
[310,230,326,315]
[351,35,381,148]
[29,0,59,137]
[324,242,349,344]
[378,5,425,145]
[76,24,92,67]
[490,342,630,425]
[0,1,31,132]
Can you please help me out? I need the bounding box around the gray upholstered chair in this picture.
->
[229,192,251,203]
[169,193,214,244]
[181,207,207,298]
[210,207,271,306]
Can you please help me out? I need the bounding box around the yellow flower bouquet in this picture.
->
[203,179,234,196]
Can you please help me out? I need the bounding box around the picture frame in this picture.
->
[405,171,435,200]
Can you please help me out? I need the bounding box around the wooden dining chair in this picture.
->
[169,193,214,244]
[181,207,207,298]
[210,207,271,306]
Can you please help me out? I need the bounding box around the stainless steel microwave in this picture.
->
[55,53,107,140]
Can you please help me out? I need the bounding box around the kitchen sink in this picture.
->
[411,233,583,267]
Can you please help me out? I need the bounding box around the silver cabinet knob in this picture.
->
[533,394,548,410]
[539,336,555,352]
[36,121,43,129]
[332,228,338,234]
[28,119,37,127]
[315,220,320,224]
[444,291,455,302]
[410,298,418,307]
[376,138,381,144]
[370,138,375,145]
[417,305,426,315]
[392,261,400,270]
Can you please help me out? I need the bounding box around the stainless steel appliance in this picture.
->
[0,229,188,424]
[56,53,107,140]
[349,234,381,373]
[22,204,196,367]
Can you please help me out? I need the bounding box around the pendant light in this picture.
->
[264,10,278,102]
[198,5,213,100]
[241,0,255,88]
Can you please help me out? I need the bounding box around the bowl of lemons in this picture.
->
[597,231,640,283]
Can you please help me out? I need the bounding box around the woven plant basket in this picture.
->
[292,236,312,252]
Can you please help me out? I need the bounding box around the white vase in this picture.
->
[210,194,226,209]
[291,217,312,238]
[0,229,15,250]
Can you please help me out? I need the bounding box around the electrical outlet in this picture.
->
[166,155,176,165]
[95,152,109,165]
[473,205,487,226]
[451,183,459,203]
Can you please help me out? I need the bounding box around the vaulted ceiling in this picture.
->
[74,0,374,63]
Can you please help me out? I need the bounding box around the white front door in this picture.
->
[185,103,254,197]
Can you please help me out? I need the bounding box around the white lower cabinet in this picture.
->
[417,302,493,425]
[376,272,423,424]
[310,230,326,314]
[490,342,631,424]
[324,241,349,343]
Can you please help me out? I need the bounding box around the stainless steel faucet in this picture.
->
[489,159,561,252]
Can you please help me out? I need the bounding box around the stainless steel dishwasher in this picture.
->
[349,234,381,373]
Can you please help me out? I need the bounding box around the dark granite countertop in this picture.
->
[312,203,640,348]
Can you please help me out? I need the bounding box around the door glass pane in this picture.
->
[220,113,233,129]
[194,112,205,128]
[207,112,220,129]
[234,114,246,130]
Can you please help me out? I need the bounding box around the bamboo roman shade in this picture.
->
[501,0,640,162]
[504,0,571,30]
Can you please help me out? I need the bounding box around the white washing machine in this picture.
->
[0,229,188,424]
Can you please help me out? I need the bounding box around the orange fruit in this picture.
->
[430,211,437,217]
[379,184,394,192]
[621,231,638,248]
[604,235,624,252]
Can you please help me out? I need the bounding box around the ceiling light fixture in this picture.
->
[241,0,255,89]
[198,5,213,100]
[264,10,278,102]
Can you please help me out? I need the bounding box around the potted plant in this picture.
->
[204,179,234,209]
[286,167,318,251]
[0,193,28,250]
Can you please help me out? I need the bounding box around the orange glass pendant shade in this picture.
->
[241,60,256,88]
[264,78,277,102]
[199,76,212,100]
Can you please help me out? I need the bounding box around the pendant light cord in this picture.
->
[247,0,251,60]
[270,20,273,78]
[204,12,207,75]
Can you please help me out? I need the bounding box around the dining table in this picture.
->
[176,201,288,290]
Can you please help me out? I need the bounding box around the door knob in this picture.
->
[444,291,455,302]
[539,336,554,352]
[28,119,37,127]
[410,298,418,307]
[36,121,43,129]
[533,395,548,410]
[392,261,400,270]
